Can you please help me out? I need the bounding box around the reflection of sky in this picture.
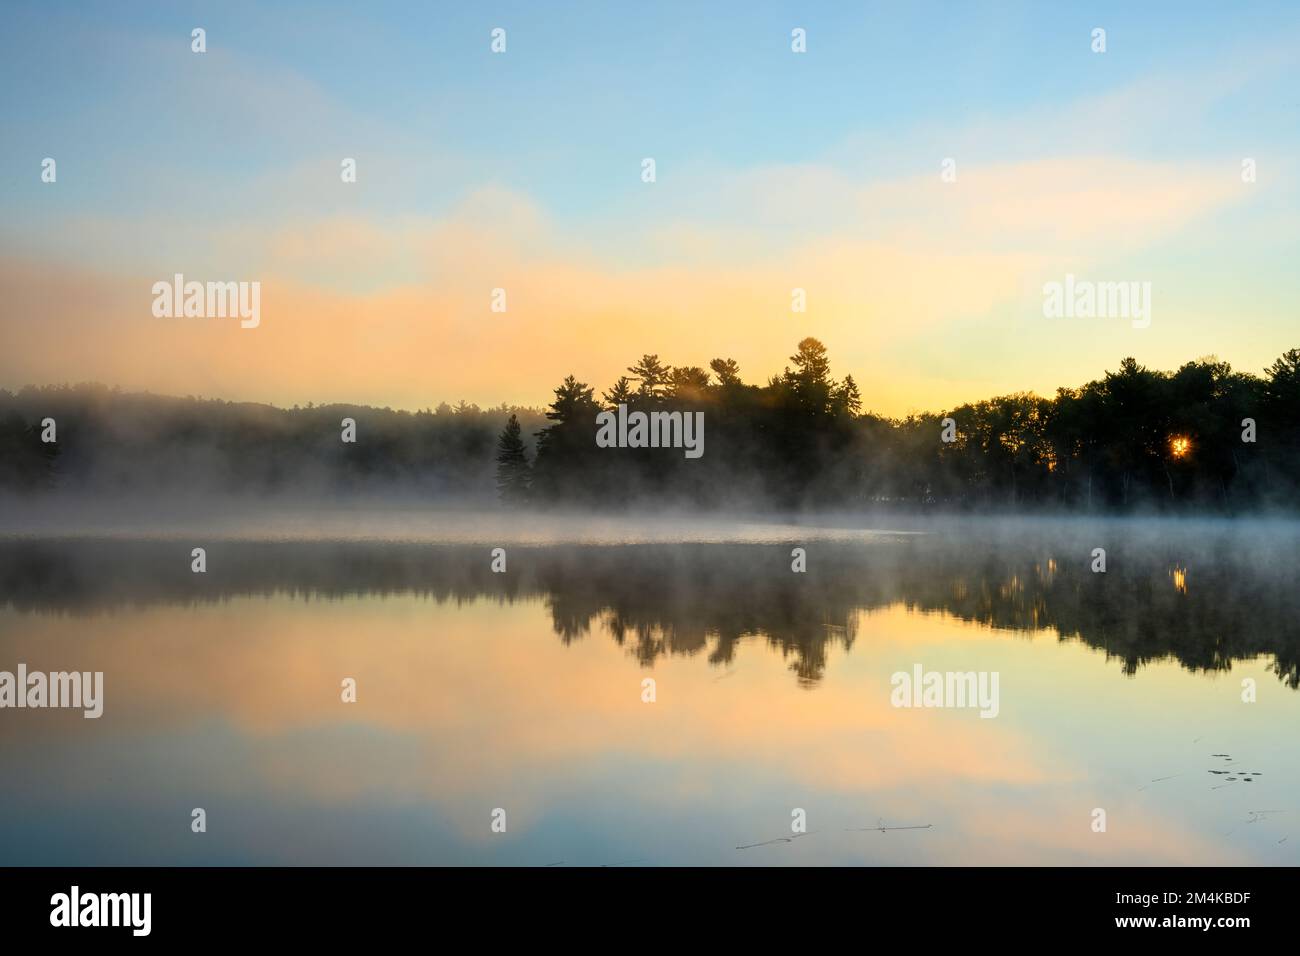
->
[1,594,1295,865]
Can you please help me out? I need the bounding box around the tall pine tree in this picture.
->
[495,413,531,503]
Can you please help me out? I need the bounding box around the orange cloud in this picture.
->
[0,155,1263,415]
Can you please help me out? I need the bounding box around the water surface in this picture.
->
[1,515,1296,865]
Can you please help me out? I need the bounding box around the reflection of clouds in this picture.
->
[0,599,1049,785]
[5,593,1285,863]
[936,795,1251,866]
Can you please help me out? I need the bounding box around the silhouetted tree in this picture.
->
[530,376,602,501]
[709,358,742,388]
[5,342,1298,512]
[627,355,673,403]
[784,337,835,416]
[835,375,862,417]
[603,376,635,408]
[495,413,531,503]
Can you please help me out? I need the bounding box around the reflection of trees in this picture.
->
[1,533,1296,687]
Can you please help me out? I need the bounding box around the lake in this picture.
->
[1,512,1297,865]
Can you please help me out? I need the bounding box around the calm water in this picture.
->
[1,514,1297,865]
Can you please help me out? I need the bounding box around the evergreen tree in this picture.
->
[627,354,673,402]
[603,376,635,408]
[709,358,743,388]
[531,375,601,500]
[784,337,835,415]
[669,366,711,399]
[495,413,531,502]
[835,375,863,417]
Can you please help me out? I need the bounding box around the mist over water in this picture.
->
[2,515,1298,686]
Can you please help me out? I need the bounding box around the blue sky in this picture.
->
[7,1,1297,220]
[2,1,1297,412]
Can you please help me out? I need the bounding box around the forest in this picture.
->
[501,339,1300,510]
[2,339,1298,511]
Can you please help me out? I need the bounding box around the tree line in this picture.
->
[2,340,1297,510]
[0,385,544,497]
[498,338,1300,511]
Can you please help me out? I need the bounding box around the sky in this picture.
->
[2,1,1298,416]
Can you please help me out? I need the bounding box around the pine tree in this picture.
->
[531,374,601,500]
[627,354,673,402]
[495,413,531,503]
[669,366,711,399]
[784,337,834,415]
[603,376,635,408]
[709,358,743,388]
[836,374,862,416]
